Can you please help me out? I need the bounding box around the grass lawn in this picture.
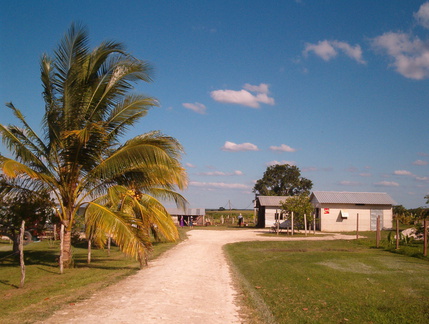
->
[0,228,188,324]
[225,238,429,324]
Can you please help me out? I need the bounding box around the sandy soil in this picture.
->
[40,229,357,324]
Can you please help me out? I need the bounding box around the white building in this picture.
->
[255,191,397,231]
[254,196,290,228]
[310,191,396,232]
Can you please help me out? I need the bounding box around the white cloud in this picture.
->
[266,160,296,166]
[414,2,429,29]
[197,170,243,176]
[372,32,429,80]
[185,163,197,168]
[182,102,207,114]
[221,141,259,152]
[243,83,269,94]
[416,176,429,182]
[359,173,372,177]
[189,181,250,190]
[374,181,400,187]
[210,83,274,108]
[394,170,414,176]
[303,40,366,64]
[413,159,428,165]
[269,144,297,152]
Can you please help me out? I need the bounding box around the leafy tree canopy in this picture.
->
[253,164,312,196]
[281,193,314,222]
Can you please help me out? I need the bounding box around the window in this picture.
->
[340,210,349,218]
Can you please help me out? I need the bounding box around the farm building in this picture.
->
[310,191,396,232]
[254,196,290,228]
[167,208,206,226]
[255,191,397,231]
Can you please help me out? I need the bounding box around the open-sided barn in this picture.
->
[167,208,206,226]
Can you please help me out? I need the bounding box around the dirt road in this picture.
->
[40,229,356,324]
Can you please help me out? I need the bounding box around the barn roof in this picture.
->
[311,191,397,205]
[167,208,205,216]
[256,196,290,207]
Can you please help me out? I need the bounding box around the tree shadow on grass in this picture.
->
[0,279,19,288]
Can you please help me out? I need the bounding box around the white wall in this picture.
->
[318,204,393,232]
[264,207,282,227]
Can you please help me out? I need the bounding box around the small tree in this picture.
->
[281,193,314,231]
[253,164,312,196]
[0,176,56,253]
[393,205,412,224]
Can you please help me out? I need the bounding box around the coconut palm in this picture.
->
[85,185,180,268]
[0,23,187,268]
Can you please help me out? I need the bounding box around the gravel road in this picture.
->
[40,229,357,324]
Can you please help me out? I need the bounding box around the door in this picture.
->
[370,209,383,231]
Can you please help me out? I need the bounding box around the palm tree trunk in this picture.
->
[62,228,73,268]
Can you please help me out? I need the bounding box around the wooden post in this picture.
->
[356,213,359,240]
[313,216,316,234]
[304,214,307,236]
[376,215,380,248]
[107,234,111,257]
[423,219,428,256]
[291,212,294,236]
[87,236,92,264]
[60,224,64,274]
[53,224,57,241]
[396,218,400,250]
[19,220,26,288]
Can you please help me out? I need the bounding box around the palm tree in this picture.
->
[0,23,187,268]
[85,185,181,268]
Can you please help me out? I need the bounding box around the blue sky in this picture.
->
[1,0,429,209]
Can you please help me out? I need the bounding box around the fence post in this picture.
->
[19,220,26,288]
[60,224,64,274]
[396,218,400,250]
[376,215,381,248]
[424,219,428,257]
[356,213,359,239]
[304,214,307,236]
[291,211,294,236]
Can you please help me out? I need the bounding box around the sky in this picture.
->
[1,0,429,209]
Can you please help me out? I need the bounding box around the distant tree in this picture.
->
[218,207,225,211]
[0,176,56,253]
[253,164,312,196]
[393,205,412,224]
[408,207,429,222]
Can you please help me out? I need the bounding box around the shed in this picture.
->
[310,191,397,232]
[254,196,290,228]
[167,208,206,226]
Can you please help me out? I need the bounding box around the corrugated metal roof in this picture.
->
[257,196,290,207]
[311,191,397,205]
[167,208,205,215]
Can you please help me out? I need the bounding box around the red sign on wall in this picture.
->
[324,208,330,214]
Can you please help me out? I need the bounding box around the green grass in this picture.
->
[225,238,429,324]
[0,228,188,324]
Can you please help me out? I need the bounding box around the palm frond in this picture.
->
[85,201,151,260]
